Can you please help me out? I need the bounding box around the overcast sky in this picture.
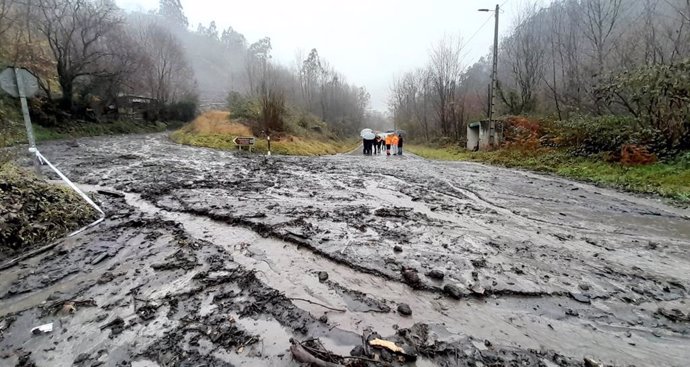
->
[117,0,542,111]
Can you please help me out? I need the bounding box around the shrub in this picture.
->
[620,144,657,165]
[502,116,543,150]
[227,91,260,121]
[597,60,690,152]
[559,115,642,157]
[161,100,198,122]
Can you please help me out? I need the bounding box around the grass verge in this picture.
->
[171,111,359,156]
[408,145,690,204]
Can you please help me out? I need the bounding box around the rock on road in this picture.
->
[1,133,689,366]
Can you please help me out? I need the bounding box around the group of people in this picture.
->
[362,133,403,156]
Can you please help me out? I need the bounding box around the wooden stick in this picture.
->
[289,297,346,312]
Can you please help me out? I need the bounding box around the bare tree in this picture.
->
[34,0,123,110]
[429,36,464,136]
[499,3,546,114]
[133,19,194,103]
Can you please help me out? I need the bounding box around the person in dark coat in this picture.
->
[397,135,404,155]
[366,138,374,155]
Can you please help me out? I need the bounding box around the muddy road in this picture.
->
[2,134,689,366]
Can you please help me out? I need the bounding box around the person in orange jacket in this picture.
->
[385,134,393,155]
[391,134,399,155]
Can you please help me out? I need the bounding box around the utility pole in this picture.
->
[479,4,500,148]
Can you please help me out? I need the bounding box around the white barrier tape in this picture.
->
[33,149,105,236]
[68,217,105,237]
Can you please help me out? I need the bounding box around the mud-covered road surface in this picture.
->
[2,134,689,366]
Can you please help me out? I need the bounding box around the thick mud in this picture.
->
[2,134,689,366]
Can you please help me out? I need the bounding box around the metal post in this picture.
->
[15,68,40,174]
[488,4,499,148]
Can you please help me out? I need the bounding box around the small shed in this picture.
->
[467,120,503,151]
[115,95,157,120]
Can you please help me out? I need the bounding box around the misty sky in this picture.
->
[117,0,542,111]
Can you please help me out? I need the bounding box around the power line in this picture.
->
[464,14,494,47]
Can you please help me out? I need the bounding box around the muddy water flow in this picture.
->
[119,189,688,367]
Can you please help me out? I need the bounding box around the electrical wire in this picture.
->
[464,14,495,47]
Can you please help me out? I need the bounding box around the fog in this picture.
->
[117,0,540,111]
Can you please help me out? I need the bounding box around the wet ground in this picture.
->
[1,133,689,366]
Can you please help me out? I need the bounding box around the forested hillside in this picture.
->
[391,0,690,159]
[0,0,370,142]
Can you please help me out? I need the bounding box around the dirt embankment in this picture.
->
[0,164,97,262]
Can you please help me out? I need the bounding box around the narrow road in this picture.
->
[1,134,688,366]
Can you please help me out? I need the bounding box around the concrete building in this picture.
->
[467,120,503,151]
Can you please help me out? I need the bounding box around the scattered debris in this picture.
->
[290,297,346,312]
[96,189,126,198]
[656,308,688,322]
[91,251,110,265]
[100,317,125,337]
[318,271,329,282]
[290,338,344,367]
[30,323,53,335]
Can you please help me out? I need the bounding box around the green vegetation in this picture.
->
[0,163,97,259]
[171,110,359,156]
[408,145,690,204]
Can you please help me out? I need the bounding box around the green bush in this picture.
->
[161,100,198,122]
[597,60,690,152]
[557,115,673,158]
[227,91,260,120]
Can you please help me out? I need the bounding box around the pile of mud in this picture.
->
[0,164,96,261]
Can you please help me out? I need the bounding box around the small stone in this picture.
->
[318,314,328,323]
[569,292,591,304]
[425,269,444,280]
[470,284,485,295]
[393,245,403,253]
[579,283,590,291]
[397,303,412,316]
[443,284,466,299]
[565,309,579,317]
[402,269,421,289]
[350,345,365,356]
[584,357,603,367]
[317,271,328,282]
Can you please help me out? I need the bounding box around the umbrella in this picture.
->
[362,132,376,140]
[360,128,374,139]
